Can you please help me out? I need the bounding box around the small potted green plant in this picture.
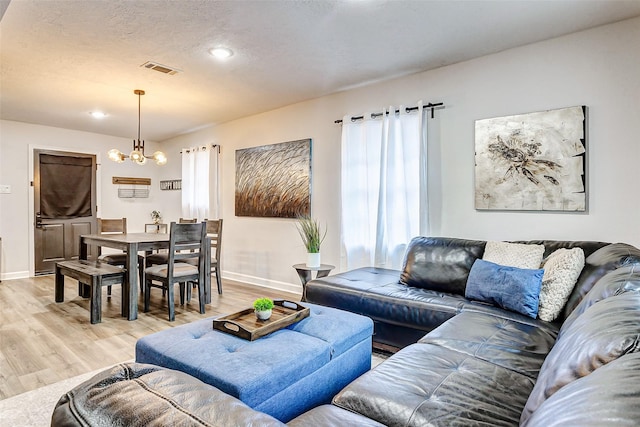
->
[253,297,274,320]
[151,210,162,224]
[296,215,327,268]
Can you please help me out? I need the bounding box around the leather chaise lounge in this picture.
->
[52,237,640,426]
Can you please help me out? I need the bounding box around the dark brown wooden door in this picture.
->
[34,150,97,275]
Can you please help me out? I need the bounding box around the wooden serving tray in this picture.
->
[212,299,310,341]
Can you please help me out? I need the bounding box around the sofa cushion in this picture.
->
[288,404,387,427]
[563,243,640,319]
[420,311,557,379]
[465,259,543,318]
[483,241,545,269]
[306,267,467,340]
[537,247,585,322]
[521,292,640,423]
[400,237,486,295]
[333,343,535,427]
[521,353,640,427]
[562,264,640,330]
[51,363,286,427]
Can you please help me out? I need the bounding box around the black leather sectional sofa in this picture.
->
[305,237,637,350]
[52,237,640,426]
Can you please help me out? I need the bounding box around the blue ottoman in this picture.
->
[135,303,373,422]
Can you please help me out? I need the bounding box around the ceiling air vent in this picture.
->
[141,61,182,75]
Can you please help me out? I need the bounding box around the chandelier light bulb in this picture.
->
[153,151,168,165]
[108,148,125,163]
[129,148,143,161]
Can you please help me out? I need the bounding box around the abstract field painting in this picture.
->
[475,106,586,211]
[235,139,311,218]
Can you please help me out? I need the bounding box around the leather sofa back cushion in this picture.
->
[563,243,640,319]
[562,265,640,331]
[520,292,640,423]
[521,353,640,427]
[400,237,486,295]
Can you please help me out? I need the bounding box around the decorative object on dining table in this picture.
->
[253,297,274,320]
[297,215,326,268]
[212,299,311,341]
[151,210,162,224]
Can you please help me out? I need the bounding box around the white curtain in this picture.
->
[340,101,428,271]
[182,144,220,220]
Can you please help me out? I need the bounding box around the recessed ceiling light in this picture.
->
[209,47,234,59]
[90,111,107,119]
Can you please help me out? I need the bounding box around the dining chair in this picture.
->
[206,219,223,295]
[144,217,198,267]
[143,221,207,321]
[96,218,144,295]
[184,218,223,300]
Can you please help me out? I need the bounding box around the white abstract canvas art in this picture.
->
[475,106,586,211]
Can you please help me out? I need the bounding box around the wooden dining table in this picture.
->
[79,232,211,320]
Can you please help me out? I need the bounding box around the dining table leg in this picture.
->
[78,237,90,298]
[125,242,139,320]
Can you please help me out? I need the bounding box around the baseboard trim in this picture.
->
[1,270,30,281]
[223,271,301,295]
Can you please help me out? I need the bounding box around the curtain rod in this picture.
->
[334,102,444,124]
[180,144,220,154]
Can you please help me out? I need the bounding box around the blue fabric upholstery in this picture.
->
[135,303,373,422]
[466,259,543,318]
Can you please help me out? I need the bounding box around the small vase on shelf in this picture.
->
[306,252,321,268]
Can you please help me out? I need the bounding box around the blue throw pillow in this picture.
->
[465,259,544,318]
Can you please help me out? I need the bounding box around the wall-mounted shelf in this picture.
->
[113,176,151,198]
[160,179,182,190]
[113,177,151,186]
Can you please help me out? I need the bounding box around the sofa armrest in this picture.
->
[51,363,286,427]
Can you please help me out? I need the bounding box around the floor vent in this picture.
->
[141,61,182,75]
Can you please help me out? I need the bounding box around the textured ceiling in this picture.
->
[1,0,640,142]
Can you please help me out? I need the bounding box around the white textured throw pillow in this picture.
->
[537,248,585,322]
[482,241,545,269]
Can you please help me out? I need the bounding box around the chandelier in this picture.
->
[108,89,167,166]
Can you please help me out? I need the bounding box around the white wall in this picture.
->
[2,17,639,287]
[163,17,640,293]
[0,121,168,278]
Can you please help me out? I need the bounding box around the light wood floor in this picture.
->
[0,275,300,400]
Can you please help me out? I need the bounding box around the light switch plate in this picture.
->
[0,185,11,194]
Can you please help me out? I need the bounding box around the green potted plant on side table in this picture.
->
[253,297,274,321]
[297,215,327,268]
